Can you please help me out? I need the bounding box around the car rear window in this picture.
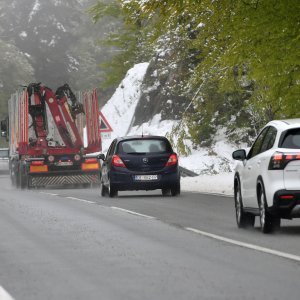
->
[0,149,9,158]
[119,139,172,154]
[280,129,300,149]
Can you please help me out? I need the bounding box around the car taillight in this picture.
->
[112,155,126,168]
[165,153,178,167]
[81,158,100,171]
[269,152,300,170]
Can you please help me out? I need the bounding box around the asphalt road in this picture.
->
[1,174,300,300]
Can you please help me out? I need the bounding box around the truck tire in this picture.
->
[19,163,29,190]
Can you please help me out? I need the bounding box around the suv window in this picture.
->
[260,126,277,153]
[118,139,172,154]
[247,127,269,159]
[280,128,300,149]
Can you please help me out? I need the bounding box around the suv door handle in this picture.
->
[257,161,261,166]
[247,166,252,170]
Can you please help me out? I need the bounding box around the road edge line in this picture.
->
[0,286,15,300]
[185,227,300,263]
[111,207,155,219]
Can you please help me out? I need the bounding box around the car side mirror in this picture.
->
[98,153,105,161]
[232,149,247,161]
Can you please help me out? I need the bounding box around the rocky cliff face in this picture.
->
[133,46,195,126]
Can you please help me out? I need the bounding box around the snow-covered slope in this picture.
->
[102,63,235,196]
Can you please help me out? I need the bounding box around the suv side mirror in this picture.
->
[232,149,247,161]
[98,153,105,161]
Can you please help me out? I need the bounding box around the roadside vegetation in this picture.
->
[90,0,300,151]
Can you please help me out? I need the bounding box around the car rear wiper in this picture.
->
[126,152,146,155]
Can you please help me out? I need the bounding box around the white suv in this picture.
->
[232,119,300,233]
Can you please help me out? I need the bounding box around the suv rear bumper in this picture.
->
[271,190,300,218]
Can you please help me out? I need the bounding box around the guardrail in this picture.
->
[179,166,199,177]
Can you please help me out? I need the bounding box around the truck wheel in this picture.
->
[19,163,29,190]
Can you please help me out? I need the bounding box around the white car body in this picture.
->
[233,119,300,232]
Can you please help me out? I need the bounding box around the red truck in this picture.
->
[1,83,101,189]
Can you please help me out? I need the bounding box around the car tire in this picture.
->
[258,181,279,233]
[108,179,118,198]
[234,177,255,228]
[171,181,180,197]
[162,188,171,196]
[101,182,108,197]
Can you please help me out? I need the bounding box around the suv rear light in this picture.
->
[165,153,178,167]
[81,158,100,171]
[279,195,295,200]
[112,155,126,168]
[269,152,300,170]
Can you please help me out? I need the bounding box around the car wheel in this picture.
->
[101,182,108,197]
[234,178,255,228]
[162,188,171,196]
[171,181,180,197]
[108,179,118,198]
[258,182,279,233]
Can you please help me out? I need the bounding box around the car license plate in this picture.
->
[134,175,158,181]
[57,161,73,166]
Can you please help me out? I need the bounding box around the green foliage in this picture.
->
[91,0,300,146]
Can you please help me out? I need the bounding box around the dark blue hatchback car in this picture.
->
[98,136,180,197]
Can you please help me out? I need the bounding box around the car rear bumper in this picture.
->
[271,190,300,218]
[110,169,180,191]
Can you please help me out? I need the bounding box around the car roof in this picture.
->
[266,119,300,130]
[116,135,169,142]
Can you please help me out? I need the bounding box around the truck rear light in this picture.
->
[269,152,300,170]
[74,154,81,161]
[48,155,55,162]
[30,162,48,173]
[31,161,44,166]
[81,158,99,171]
[165,153,178,167]
[112,155,126,168]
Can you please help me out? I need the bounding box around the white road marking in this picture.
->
[0,286,15,300]
[111,207,155,219]
[66,197,96,204]
[185,227,300,263]
[39,192,59,196]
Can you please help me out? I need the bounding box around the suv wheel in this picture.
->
[258,182,280,233]
[234,178,255,228]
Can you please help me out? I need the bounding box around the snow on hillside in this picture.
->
[101,63,235,196]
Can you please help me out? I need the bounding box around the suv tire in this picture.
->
[258,181,280,233]
[234,177,255,228]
